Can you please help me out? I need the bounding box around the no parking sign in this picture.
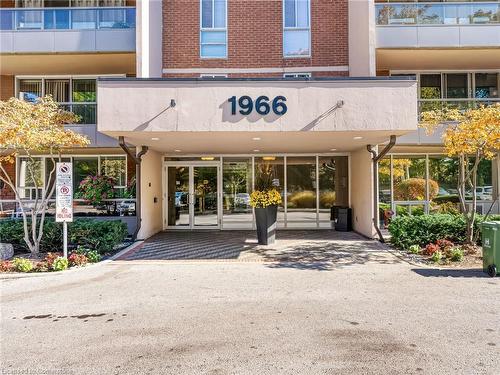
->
[56,162,73,223]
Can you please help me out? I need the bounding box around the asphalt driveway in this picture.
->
[1,237,499,375]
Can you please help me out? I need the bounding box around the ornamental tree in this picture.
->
[0,96,89,254]
[420,104,500,244]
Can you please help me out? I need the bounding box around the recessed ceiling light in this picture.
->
[353,136,363,140]
[330,148,337,151]
[252,137,261,141]
[174,149,181,152]
[151,137,160,141]
[253,149,260,152]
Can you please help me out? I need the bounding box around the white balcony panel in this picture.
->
[377,27,418,48]
[53,30,95,52]
[377,25,500,48]
[11,31,54,52]
[0,32,13,52]
[417,27,460,48]
[460,26,500,47]
[95,29,135,52]
[0,29,135,53]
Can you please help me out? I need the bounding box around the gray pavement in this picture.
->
[1,233,499,375]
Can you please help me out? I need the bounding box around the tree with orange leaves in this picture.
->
[420,104,500,244]
[0,96,89,254]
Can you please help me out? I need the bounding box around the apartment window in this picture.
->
[475,73,499,99]
[17,157,43,200]
[17,77,97,124]
[283,0,310,57]
[200,0,227,58]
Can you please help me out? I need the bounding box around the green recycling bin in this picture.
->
[481,222,500,277]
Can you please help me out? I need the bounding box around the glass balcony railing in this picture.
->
[376,2,500,26]
[0,7,135,31]
[418,98,500,113]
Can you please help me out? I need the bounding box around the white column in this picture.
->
[350,147,376,238]
[137,148,163,239]
[136,0,163,78]
[348,0,376,77]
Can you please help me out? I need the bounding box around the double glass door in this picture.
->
[166,164,220,229]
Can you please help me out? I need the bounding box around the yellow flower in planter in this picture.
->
[250,189,283,208]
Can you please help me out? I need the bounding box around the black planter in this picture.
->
[255,205,278,245]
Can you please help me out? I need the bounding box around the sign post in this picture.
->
[55,162,73,258]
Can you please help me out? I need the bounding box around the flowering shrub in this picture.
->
[449,248,464,262]
[424,243,440,256]
[250,189,282,208]
[436,239,454,250]
[12,257,33,272]
[68,252,88,267]
[76,247,101,263]
[408,245,420,254]
[0,260,14,272]
[52,257,68,271]
[44,252,62,269]
[77,175,115,206]
[431,251,443,263]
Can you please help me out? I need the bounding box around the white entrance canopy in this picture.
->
[97,77,418,152]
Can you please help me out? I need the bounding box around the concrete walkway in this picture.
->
[119,231,398,270]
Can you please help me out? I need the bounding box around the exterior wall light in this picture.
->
[170,99,176,107]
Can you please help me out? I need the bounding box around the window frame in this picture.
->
[15,154,128,199]
[199,0,228,59]
[283,0,311,58]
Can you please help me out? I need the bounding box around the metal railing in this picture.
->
[376,2,500,26]
[0,7,135,31]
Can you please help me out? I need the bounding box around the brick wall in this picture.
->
[0,75,14,101]
[163,0,348,77]
[0,160,16,202]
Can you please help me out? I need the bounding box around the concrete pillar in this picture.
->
[136,0,163,78]
[348,0,376,77]
[350,147,376,238]
[137,148,163,239]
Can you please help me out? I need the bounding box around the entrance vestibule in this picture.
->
[163,155,350,231]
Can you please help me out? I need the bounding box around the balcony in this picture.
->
[376,2,500,48]
[0,7,135,53]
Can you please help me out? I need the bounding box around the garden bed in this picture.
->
[0,218,130,273]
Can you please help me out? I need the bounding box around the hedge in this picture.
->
[0,219,127,254]
[388,213,500,249]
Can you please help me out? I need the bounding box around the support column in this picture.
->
[136,0,163,78]
[350,147,376,238]
[348,0,376,77]
[137,148,163,240]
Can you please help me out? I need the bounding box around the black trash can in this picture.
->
[330,205,343,221]
[335,207,352,232]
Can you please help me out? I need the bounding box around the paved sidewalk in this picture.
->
[120,230,397,269]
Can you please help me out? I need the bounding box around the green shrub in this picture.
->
[0,219,62,252]
[0,219,127,255]
[449,248,464,262]
[408,245,420,254]
[51,257,68,271]
[12,257,33,272]
[431,251,442,263]
[69,220,127,254]
[76,247,101,263]
[388,214,468,249]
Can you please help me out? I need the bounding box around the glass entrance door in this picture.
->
[193,166,219,227]
[166,164,220,229]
